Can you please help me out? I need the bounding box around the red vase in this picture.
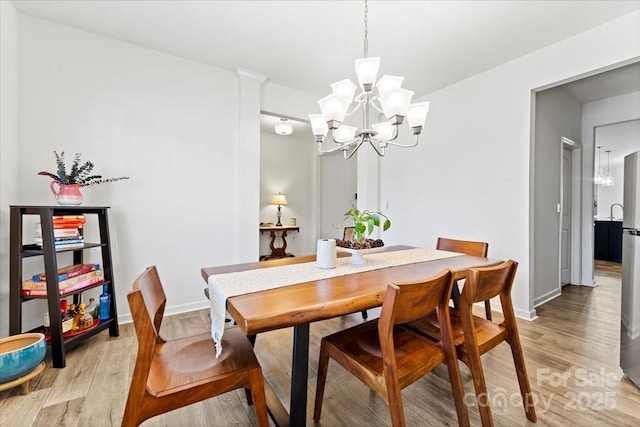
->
[50,182,83,206]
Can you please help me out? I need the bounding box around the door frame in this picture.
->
[560,137,583,288]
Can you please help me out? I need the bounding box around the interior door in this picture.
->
[561,146,572,285]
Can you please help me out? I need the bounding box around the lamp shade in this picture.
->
[270,193,288,206]
[380,88,414,119]
[318,94,349,125]
[309,114,329,137]
[407,102,430,128]
[372,122,395,140]
[376,75,404,96]
[331,79,357,104]
[334,125,358,143]
[355,57,380,89]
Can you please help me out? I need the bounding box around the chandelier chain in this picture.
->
[363,0,368,57]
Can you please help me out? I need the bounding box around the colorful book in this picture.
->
[32,263,98,282]
[34,237,85,246]
[54,242,85,251]
[23,269,103,290]
[52,215,86,223]
[53,239,85,245]
[54,228,81,238]
[21,276,105,297]
[52,223,85,229]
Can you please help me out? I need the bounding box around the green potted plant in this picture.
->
[338,205,391,249]
[38,151,129,205]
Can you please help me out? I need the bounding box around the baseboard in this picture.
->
[534,287,562,307]
[514,307,538,321]
[622,316,640,340]
[474,302,538,321]
[117,299,211,325]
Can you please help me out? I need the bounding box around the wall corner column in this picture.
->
[236,68,267,263]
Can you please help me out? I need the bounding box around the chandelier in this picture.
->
[309,0,429,159]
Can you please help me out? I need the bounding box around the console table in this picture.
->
[259,225,299,261]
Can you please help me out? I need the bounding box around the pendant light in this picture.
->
[594,146,605,185]
[602,150,615,187]
[275,118,293,136]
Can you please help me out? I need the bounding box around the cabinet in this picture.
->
[594,220,623,263]
[9,206,119,368]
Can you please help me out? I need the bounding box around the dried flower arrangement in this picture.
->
[38,151,129,186]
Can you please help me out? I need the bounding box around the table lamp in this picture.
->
[270,192,288,226]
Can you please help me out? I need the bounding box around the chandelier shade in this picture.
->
[331,79,357,102]
[309,0,429,159]
[376,75,404,96]
[379,88,414,122]
[407,102,430,131]
[355,57,380,89]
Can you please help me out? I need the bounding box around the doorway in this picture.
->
[561,137,581,287]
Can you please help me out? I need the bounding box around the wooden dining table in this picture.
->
[201,245,500,427]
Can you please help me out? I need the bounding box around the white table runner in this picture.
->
[208,248,462,356]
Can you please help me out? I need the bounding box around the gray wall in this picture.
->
[533,87,582,304]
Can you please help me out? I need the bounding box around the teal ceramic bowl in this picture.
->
[0,333,46,383]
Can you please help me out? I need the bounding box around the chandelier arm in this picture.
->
[366,139,385,157]
[343,139,367,160]
[381,134,420,148]
[370,128,399,144]
[369,99,384,114]
[318,142,353,153]
[330,132,360,146]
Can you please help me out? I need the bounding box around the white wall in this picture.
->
[259,129,316,256]
[533,87,582,304]
[0,1,20,337]
[377,11,640,319]
[13,15,244,326]
[582,91,640,284]
[320,151,357,240]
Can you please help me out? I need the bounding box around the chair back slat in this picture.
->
[436,237,488,257]
[378,269,454,347]
[461,260,517,305]
[382,269,454,327]
[131,266,166,340]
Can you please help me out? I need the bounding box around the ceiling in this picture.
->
[563,62,640,104]
[595,119,640,167]
[12,0,640,99]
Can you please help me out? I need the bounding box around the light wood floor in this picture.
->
[2,265,639,427]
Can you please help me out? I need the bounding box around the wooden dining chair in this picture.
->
[436,237,492,319]
[313,270,470,427]
[122,266,269,427]
[407,261,537,426]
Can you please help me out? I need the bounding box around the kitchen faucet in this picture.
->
[610,203,623,220]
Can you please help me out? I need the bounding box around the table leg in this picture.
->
[290,323,309,427]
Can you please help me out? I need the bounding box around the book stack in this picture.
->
[34,215,86,250]
[21,263,104,297]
